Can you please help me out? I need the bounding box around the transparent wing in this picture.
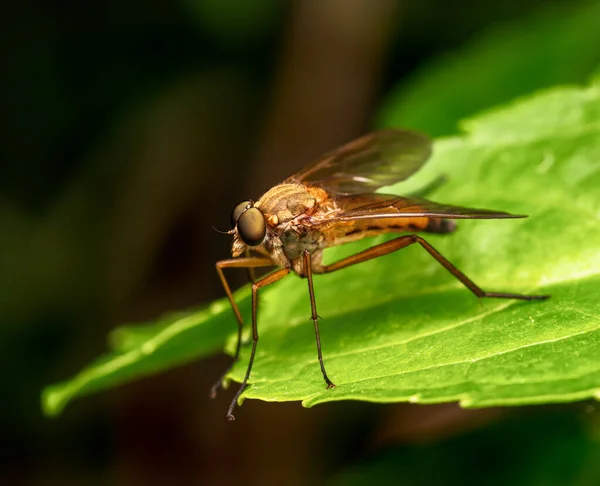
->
[285,129,432,194]
[329,193,526,221]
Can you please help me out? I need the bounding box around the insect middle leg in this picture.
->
[320,234,550,301]
[302,250,336,389]
[212,257,274,399]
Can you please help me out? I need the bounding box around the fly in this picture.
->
[213,129,549,420]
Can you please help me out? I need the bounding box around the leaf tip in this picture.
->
[41,385,67,418]
[141,341,157,355]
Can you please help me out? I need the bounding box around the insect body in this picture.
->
[214,129,549,420]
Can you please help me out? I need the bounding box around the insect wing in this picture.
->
[285,129,432,194]
[327,193,527,222]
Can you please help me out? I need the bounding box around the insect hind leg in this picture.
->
[320,234,549,301]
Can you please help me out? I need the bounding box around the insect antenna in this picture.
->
[213,227,235,235]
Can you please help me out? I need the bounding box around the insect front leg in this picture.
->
[227,267,290,421]
[244,248,257,284]
[302,250,336,389]
[212,257,273,399]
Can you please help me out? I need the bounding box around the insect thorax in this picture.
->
[256,183,317,224]
[280,227,324,261]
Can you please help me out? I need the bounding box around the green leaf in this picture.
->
[43,82,600,417]
[42,299,240,417]
[378,0,600,136]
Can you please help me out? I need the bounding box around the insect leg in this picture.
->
[212,257,273,399]
[321,235,549,301]
[227,267,290,421]
[244,249,257,283]
[303,251,336,389]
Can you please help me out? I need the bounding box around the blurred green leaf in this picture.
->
[378,0,600,136]
[43,81,600,417]
[42,299,239,417]
[328,411,600,486]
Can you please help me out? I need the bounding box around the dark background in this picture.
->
[2,1,599,485]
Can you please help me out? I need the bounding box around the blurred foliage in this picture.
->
[378,0,600,136]
[0,1,284,210]
[329,409,600,486]
[185,0,285,45]
[43,300,231,416]
[44,80,600,416]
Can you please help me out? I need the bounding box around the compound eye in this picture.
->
[237,207,266,246]
[231,200,251,227]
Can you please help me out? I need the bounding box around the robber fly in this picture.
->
[213,129,549,420]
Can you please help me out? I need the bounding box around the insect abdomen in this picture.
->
[328,217,429,246]
[424,218,457,234]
